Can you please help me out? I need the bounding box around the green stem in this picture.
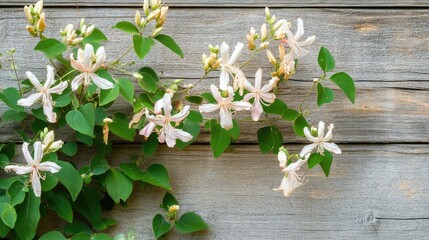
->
[10,54,21,93]
[110,45,133,66]
[239,49,259,69]
[178,71,210,93]
[298,81,317,113]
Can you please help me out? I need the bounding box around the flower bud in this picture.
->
[133,72,143,79]
[261,23,268,42]
[249,27,256,36]
[80,18,85,29]
[26,25,36,36]
[49,140,64,152]
[212,59,221,70]
[173,100,183,112]
[313,78,319,83]
[246,34,255,50]
[267,50,277,65]
[71,38,83,46]
[147,9,160,21]
[24,6,33,23]
[81,25,87,36]
[135,11,142,27]
[151,27,163,37]
[278,44,285,59]
[310,126,318,137]
[268,15,276,25]
[85,25,95,36]
[150,0,161,9]
[168,205,180,214]
[34,0,43,15]
[259,42,269,49]
[167,205,180,221]
[43,130,55,146]
[143,0,150,15]
[160,6,168,20]
[208,44,219,54]
[265,7,271,20]
[36,12,46,32]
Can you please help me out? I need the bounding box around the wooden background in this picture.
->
[1,0,429,239]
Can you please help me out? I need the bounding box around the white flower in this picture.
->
[273,154,308,197]
[300,121,341,157]
[284,18,315,58]
[278,150,287,168]
[219,42,244,90]
[233,70,247,96]
[4,142,61,197]
[281,51,295,76]
[70,43,114,91]
[140,93,192,148]
[17,66,68,123]
[42,130,63,153]
[243,69,278,121]
[199,85,252,130]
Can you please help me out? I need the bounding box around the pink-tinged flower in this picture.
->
[5,142,61,197]
[139,93,192,148]
[219,42,244,90]
[283,18,315,58]
[199,85,252,130]
[17,65,67,123]
[300,121,341,157]
[243,68,278,121]
[273,154,309,197]
[70,43,114,91]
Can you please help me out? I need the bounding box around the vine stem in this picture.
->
[298,81,317,113]
[177,71,210,93]
[10,54,21,93]
[239,49,259,69]
[110,45,133,66]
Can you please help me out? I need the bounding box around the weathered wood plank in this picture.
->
[23,144,428,239]
[1,0,429,7]
[1,81,428,143]
[1,8,429,82]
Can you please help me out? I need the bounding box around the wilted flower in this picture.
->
[17,66,68,123]
[70,44,114,91]
[273,154,309,197]
[283,18,315,58]
[243,69,278,121]
[103,118,113,144]
[199,85,252,130]
[5,142,61,197]
[140,93,192,147]
[300,121,341,157]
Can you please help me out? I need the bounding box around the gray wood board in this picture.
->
[11,144,425,239]
[1,0,429,7]
[0,8,428,82]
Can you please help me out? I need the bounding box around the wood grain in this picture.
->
[1,0,429,7]
[23,144,427,239]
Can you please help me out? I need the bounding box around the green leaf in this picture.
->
[13,192,41,240]
[133,35,155,59]
[317,83,335,107]
[99,70,119,106]
[117,78,135,103]
[175,212,208,233]
[106,168,133,203]
[71,232,92,240]
[90,156,110,175]
[0,143,15,160]
[76,132,93,146]
[152,214,172,239]
[228,119,240,141]
[142,133,159,156]
[318,46,335,72]
[257,126,283,154]
[154,34,184,58]
[2,110,26,122]
[39,231,67,240]
[48,193,73,223]
[113,21,139,34]
[74,187,102,226]
[262,99,287,115]
[176,119,200,150]
[293,115,309,137]
[61,142,78,156]
[41,172,58,192]
[65,220,92,235]
[109,112,136,141]
[0,87,24,112]
[210,121,231,158]
[330,72,355,103]
[0,176,22,190]
[185,96,203,104]
[201,92,216,103]
[7,181,26,206]
[282,108,299,121]
[35,38,67,58]
[119,163,144,181]
[93,233,113,240]
[52,90,71,107]
[307,153,323,169]
[82,28,108,45]
[162,192,179,211]
[0,154,8,169]
[66,109,95,138]
[319,150,333,177]
[0,203,16,228]
[138,67,159,93]
[52,158,83,201]
[141,164,171,190]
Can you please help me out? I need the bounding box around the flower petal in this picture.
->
[318,121,325,140]
[228,101,252,111]
[220,42,230,65]
[199,103,220,113]
[33,141,43,165]
[71,73,85,91]
[299,143,317,157]
[254,68,263,90]
[31,170,42,197]
[22,142,34,165]
[70,53,87,72]
[42,96,57,123]
[17,92,42,107]
[48,82,68,95]
[323,123,334,142]
[295,18,305,40]
[43,65,55,89]
[228,42,244,65]
[90,46,106,72]
[26,71,43,91]
[83,44,94,69]
[219,107,233,130]
[173,128,193,142]
[4,165,33,175]
[242,92,255,102]
[219,68,230,91]
[323,142,342,154]
[170,105,190,122]
[278,151,287,168]
[209,84,223,103]
[38,161,62,173]
[139,122,156,137]
[89,73,114,89]
[251,99,263,121]
[303,127,317,142]
[162,93,172,118]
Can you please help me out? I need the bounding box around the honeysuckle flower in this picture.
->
[273,154,309,197]
[283,18,315,58]
[199,85,252,130]
[233,70,247,96]
[219,42,244,90]
[281,51,295,76]
[140,93,192,148]
[4,142,61,197]
[42,129,64,153]
[300,121,341,157]
[243,69,278,121]
[70,43,114,91]
[17,65,67,123]
[61,24,83,46]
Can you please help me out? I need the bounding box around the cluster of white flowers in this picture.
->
[274,121,342,197]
